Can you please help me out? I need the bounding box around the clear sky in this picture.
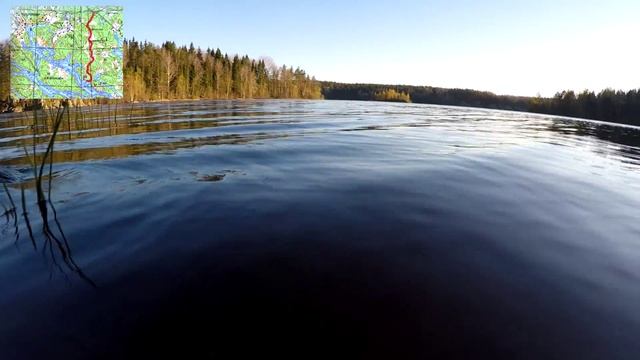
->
[2,0,639,96]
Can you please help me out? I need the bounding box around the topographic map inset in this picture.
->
[10,6,123,99]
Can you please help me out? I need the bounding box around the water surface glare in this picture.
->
[1,100,640,359]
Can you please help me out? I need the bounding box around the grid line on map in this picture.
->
[69,7,77,93]
[31,47,121,50]
[31,7,38,99]
[80,6,85,99]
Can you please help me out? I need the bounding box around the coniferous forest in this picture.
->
[1,39,639,126]
[122,40,322,101]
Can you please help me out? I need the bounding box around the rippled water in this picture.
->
[1,100,640,359]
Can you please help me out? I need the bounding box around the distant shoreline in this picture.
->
[321,82,640,127]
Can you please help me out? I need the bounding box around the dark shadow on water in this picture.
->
[1,183,20,245]
[2,103,95,287]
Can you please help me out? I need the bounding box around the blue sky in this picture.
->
[2,0,639,96]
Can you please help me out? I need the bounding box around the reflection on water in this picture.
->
[547,119,640,166]
[1,100,640,358]
[2,100,640,168]
[1,105,95,287]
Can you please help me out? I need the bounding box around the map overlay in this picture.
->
[10,6,123,99]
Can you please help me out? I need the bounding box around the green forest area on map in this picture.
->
[10,5,123,99]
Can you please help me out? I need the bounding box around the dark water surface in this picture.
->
[1,100,640,359]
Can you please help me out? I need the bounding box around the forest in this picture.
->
[374,88,411,103]
[122,40,322,101]
[0,39,322,110]
[322,83,640,126]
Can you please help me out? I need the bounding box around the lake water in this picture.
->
[1,100,640,359]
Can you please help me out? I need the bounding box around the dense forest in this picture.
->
[123,40,321,101]
[0,42,8,106]
[0,39,322,110]
[322,83,640,126]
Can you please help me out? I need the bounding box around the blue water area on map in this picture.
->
[114,32,123,48]
[0,100,640,358]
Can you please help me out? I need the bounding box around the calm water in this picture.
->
[1,100,640,359]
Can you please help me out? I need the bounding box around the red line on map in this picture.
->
[85,12,96,83]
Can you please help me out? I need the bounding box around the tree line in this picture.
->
[322,83,640,126]
[0,42,9,108]
[123,40,321,101]
[528,89,640,125]
[0,39,322,111]
[322,82,531,110]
